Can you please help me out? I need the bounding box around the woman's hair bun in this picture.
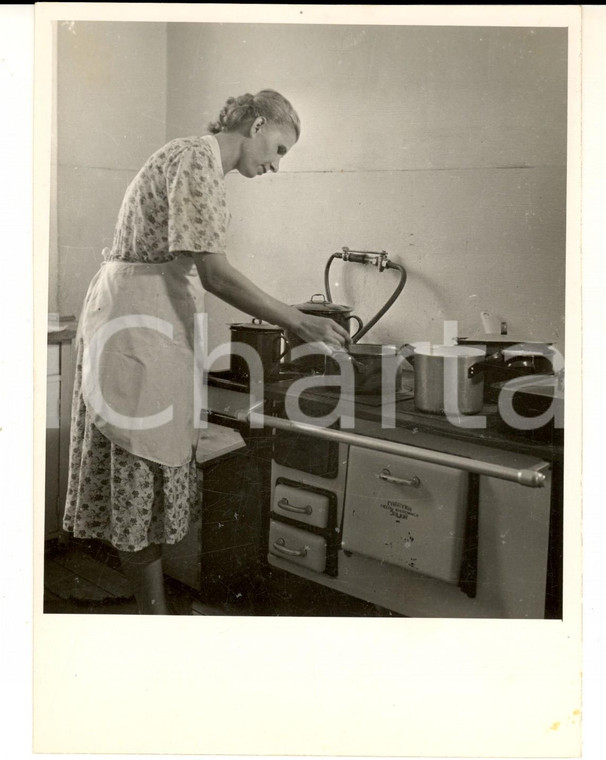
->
[208,89,301,139]
[207,93,257,134]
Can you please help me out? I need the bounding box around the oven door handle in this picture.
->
[377,468,421,488]
[238,411,549,488]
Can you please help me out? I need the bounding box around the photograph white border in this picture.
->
[20,4,592,758]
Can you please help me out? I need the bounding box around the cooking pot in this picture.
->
[466,345,555,402]
[285,294,364,374]
[229,319,284,381]
[403,344,486,415]
[326,344,408,395]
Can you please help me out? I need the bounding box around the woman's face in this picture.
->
[237,120,297,178]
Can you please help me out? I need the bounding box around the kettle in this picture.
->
[285,294,364,373]
[292,294,364,336]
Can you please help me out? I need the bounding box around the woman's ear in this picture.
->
[249,116,265,137]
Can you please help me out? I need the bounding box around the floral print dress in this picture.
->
[63,136,229,552]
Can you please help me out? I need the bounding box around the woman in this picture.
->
[63,90,349,614]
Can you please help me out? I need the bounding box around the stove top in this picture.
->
[207,367,306,392]
[307,385,414,407]
[207,367,415,410]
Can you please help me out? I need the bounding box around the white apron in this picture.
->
[79,254,206,467]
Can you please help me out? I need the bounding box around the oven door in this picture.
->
[342,446,469,584]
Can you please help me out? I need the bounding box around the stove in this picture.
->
[199,358,559,619]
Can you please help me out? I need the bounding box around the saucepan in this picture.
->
[401,343,487,415]
[325,343,408,395]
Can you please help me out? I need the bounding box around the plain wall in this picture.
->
[55,22,568,359]
[48,23,58,314]
[55,21,167,317]
[166,23,567,356]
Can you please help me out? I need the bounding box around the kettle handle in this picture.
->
[348,314,364,339]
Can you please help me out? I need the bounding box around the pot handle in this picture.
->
[278,336,291,361]
[467,351,504,378]
[273,333,285,362]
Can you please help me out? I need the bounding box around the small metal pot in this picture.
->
[403,344,486,415]
[285,294,364,374]
[229,319,284,381]
[326,344,407,395]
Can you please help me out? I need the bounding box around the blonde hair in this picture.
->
[208,89,301,140]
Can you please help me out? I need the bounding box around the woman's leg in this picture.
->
[118,543,169,615]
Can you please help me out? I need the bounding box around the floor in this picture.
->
[43,538,398,617]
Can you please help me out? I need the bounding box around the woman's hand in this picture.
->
[290,312,350,348]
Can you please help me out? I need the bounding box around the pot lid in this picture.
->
[229,320,282,332]
[293,293,353,314]
[457,333,554,346]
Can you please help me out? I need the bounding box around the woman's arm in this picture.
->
[191,252,350,346]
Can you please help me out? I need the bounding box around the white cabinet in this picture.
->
[45,335,75,541]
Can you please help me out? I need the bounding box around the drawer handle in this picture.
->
[272,538,308,558]
[277,497,313,515]
[377,468,421,488]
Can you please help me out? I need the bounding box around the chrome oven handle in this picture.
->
[241,410,552,488]
[272,538,308,558]
[242,412,549,488]
[377,468,421,488]
[277,497,313,515]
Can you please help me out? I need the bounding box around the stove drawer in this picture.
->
[269,520,327,573]
[342,446,469,584]
[273,429,339,478]
[272,483,330,529]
